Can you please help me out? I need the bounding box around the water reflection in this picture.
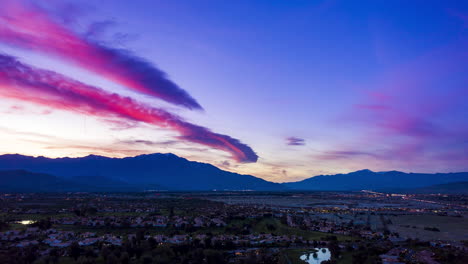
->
[300,248,331,264]
[17,220,35,225]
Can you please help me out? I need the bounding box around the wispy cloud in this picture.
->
[1,104,52,115]
[0,0,202,110]
[286,137,305,146]
[326,39,468,170]
[43,144,150,158]
[315,150,378,160]
[0,126,58,140]
[0,54,258,162]
[118,139,178,147]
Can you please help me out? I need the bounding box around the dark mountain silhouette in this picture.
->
[1,154,466,192]
[0,170,164,192]
[0,154,284,191]
[0,170,80,192]
[283,169,468,191]
[401,181,468,194]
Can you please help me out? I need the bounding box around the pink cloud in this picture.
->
[286,137,306,146]
[2,104,52,115]
[0,0,202,110]
[0,54,257,162]
[327,40,468,170]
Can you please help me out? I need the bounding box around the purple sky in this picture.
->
[0,0,467,182]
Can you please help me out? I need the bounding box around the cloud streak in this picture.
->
[119,139,179,147]
[324,39,468,170]
[286,137,305,146]
[0,0,202,110]
[0,54,257,162]
[315,151,378,160]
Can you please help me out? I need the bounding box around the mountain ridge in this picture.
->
[283,169,468,190]
[0,153,284,191]
[397,181,468,194]
[0,170,167,192]
[1,153,467,192]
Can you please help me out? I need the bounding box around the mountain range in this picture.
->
[0,153,283,191]
[0,170,168,193]
[401,181,468,195]
[283,169,468,191]
[0,154,467,192]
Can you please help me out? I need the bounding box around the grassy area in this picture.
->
[6,223,27,231]
[281,248,312,264]
[388,214,468,241]
[335,250,383,264]
[253,218,356,241]
[337,251,353,264]
[2,207,358,242]
[54,223,226,237]
[56,257,106,264]
[95,212,144,217]
[55,224,200,236]
[47,217,357,242]
[1,213,74,222]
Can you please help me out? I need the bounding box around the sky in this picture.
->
[0,0,467,182]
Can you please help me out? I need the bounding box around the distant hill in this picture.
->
[1,154,466,192]
[283,169,468,191]
[0,170,163,192]
[0,154,284,191]
[0,170,80,192]
[401,181,468,194]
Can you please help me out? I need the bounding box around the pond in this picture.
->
[17,220,36,225]
[300,248,331,264]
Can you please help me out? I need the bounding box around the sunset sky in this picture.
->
[0,0,467,182]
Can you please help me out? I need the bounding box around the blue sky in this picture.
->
[0,0,467,182]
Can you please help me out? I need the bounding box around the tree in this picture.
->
[136,229,145,242]
[24,245,38,263]
[100,245,111,261]
[106,253,119,264]
[0,220,9,231]
[148,237,156,248]
[204,249,226,264]
[204,237,212,248]
[69,242,82,260]
[142,254,153,264]
[31,218,52,230]
[169,207,175,217]
[120,252,130,264]
[267,223,276,231]
[77,256,94,264]
[48,248,60,264]
[329,240,341,258]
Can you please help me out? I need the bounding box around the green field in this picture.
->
[281,248,316,264]
[388,214,468,241]
[3,214,358,242]
[252,218,355,241]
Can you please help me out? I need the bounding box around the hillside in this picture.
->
[403,181,468,194]
[0,154,284,191]
[283,169,468,191]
